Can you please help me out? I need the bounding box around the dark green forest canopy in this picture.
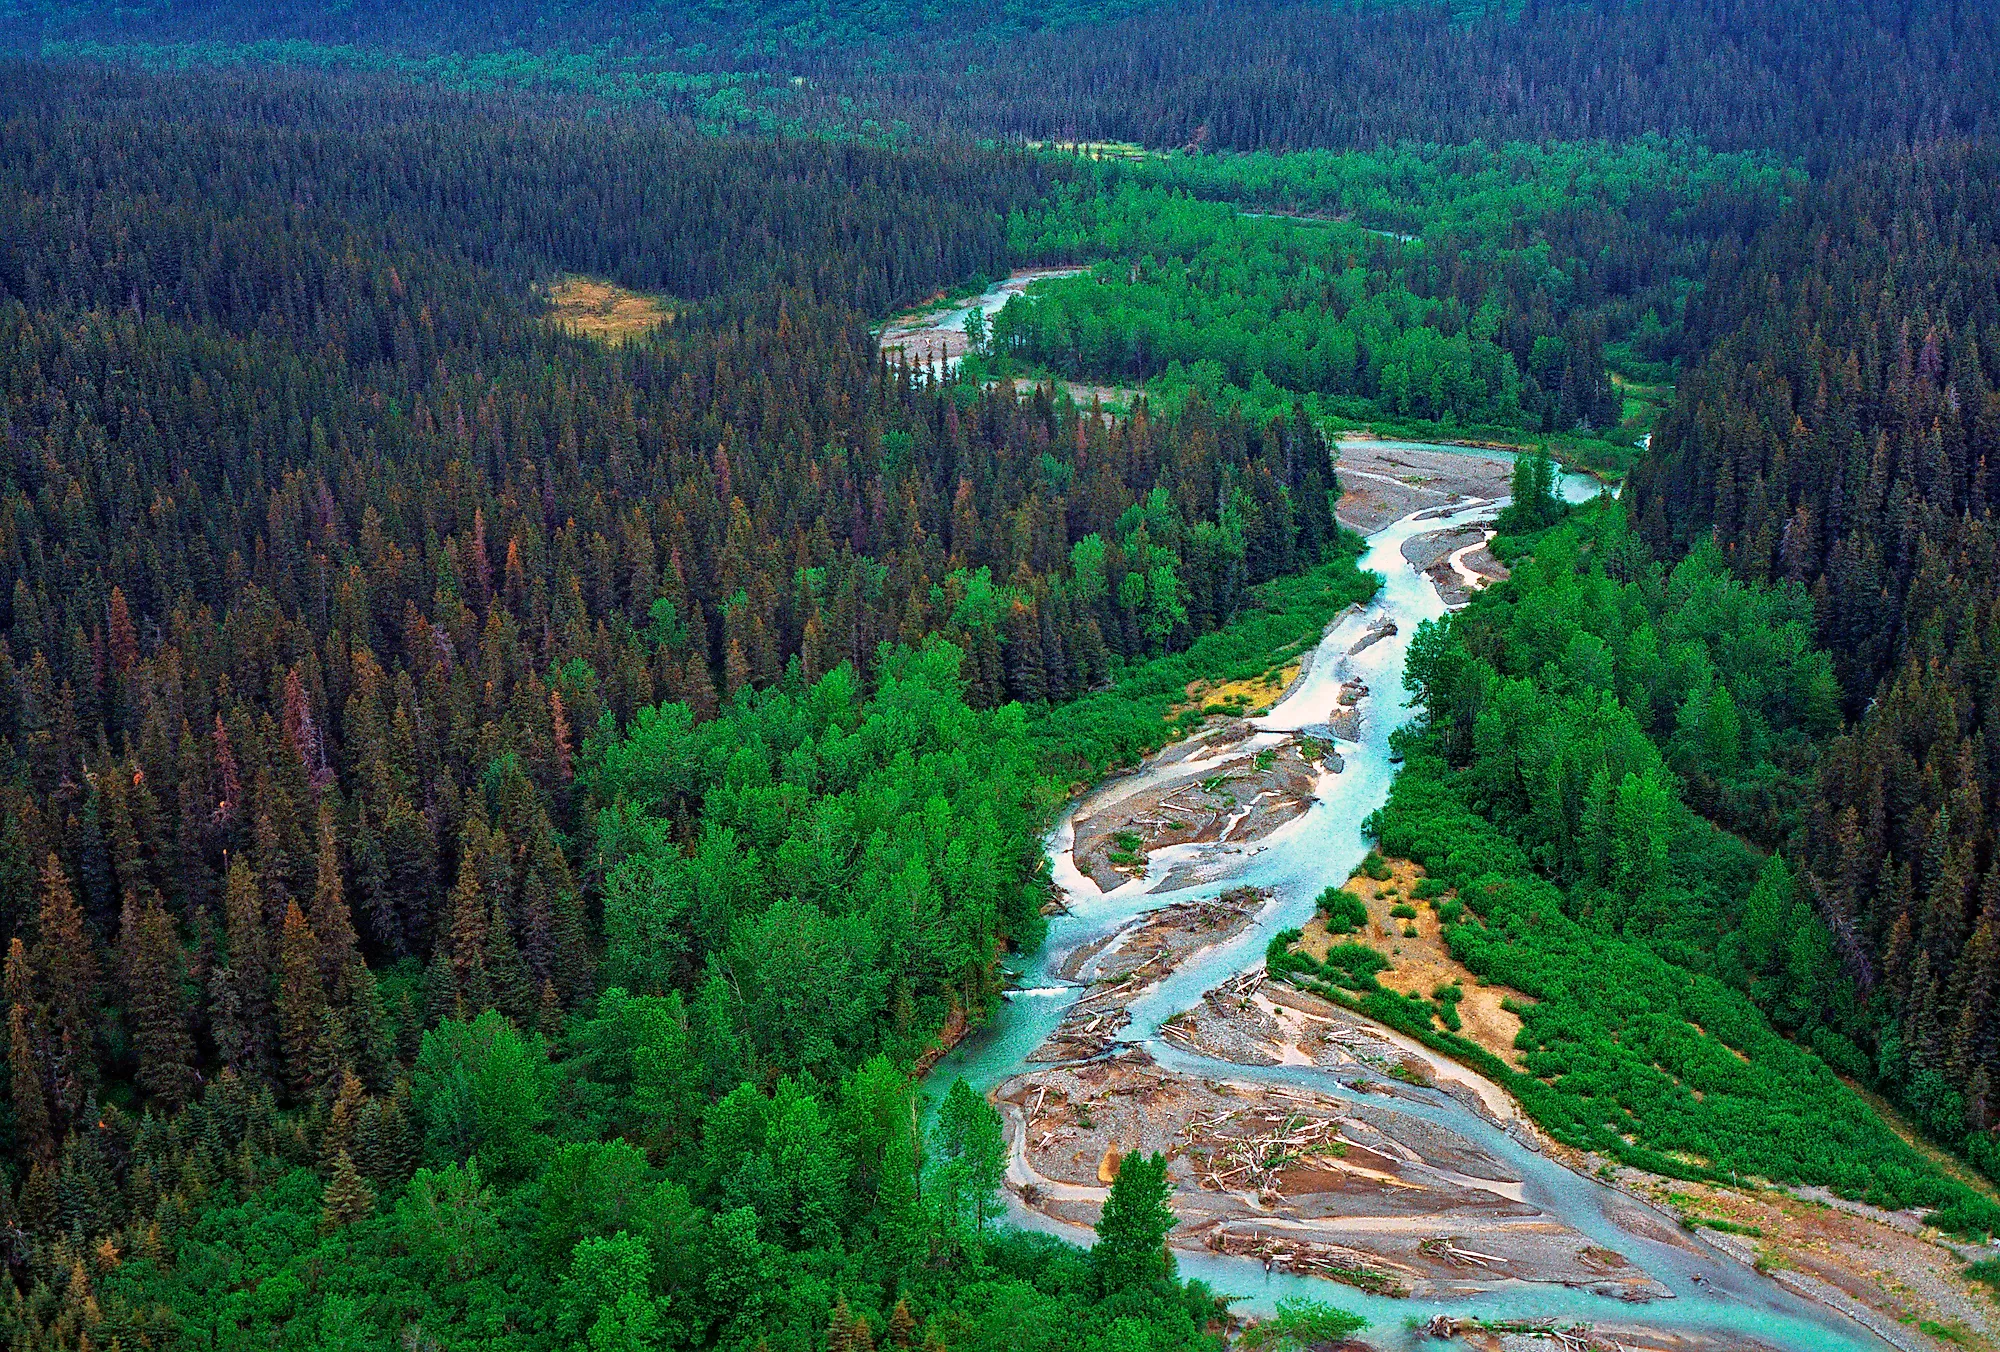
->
[0,52,1341,1074]
[986,139,1786,442]
[1629,140,2000,1160]
[1377,502,2000,1229]
[0,55,1364,1352]
[14,0,2000,162]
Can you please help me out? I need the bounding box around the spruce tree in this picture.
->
[275,901,328,1100]
[1090,1151,1177,1294]
[484,900,534,1027]
[379,1077,420,1183]
[445,850,492,1015]
[220,858,276,1080]
[825,1296,856,1352]
[309,1009,353,1104]
[121,897,198,1108]
[536,978,565,1042]
[7,938,54,1161]
[320,1149,376,1231]
[310,809,364,1004]
[324,1068,368,1163]
[9,998,54,1163]
[31,854,100,1123]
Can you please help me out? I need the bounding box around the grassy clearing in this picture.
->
[1609,369,1674,444]
[1294,857,1532,1068]
[1173,660,1300,719]
[545,274,673,345]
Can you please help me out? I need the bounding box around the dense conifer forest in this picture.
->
[13,1,2000,162]
[1630,141,2000,1167]
[3,0,2000,1347]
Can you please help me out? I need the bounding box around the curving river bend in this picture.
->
[923,451,1892,1351]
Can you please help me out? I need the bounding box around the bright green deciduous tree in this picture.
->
[412,1008,554,1181]
[1092,1150,1177,1294]
[927,1078,1007,1251]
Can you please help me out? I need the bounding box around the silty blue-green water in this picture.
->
[924,447,1893,1351]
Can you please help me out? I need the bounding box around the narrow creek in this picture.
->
[879,269,1088,371]
[922,449,1892,1351]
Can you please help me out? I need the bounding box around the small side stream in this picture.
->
[882,269,1088,371]
[923,449,1891,1351]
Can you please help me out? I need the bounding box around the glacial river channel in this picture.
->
[923,449,1893,1351]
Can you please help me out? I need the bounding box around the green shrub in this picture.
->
[1317,886,1370,935]
[1319,943,1391,992]
[1373,503,2000,1229]
[1962,1258,2000,1291]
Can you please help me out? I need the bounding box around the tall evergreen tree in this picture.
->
[31,854,99,1127]
[276,900,328,1100]
[120,897,198,1107]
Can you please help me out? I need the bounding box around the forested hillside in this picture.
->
[988,139,1785,446]
[1379,501,2000,1227]
[0,61,1361,1350]
[1629,142,2000,1157]
[15,0,2000,163]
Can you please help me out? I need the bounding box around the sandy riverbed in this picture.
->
[1333,439,1516,533]
[1017,842,2000,1350]
[1401,524,1508,606]
[1067,726,1327,892]
[999,1039,1672,1303]
[1029,888,1270,1062]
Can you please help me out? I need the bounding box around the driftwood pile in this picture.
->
[1035,891,1267,1063]
[1205,1228,1407,1295]
[1028,1004,1135,1063]
[1028,954,1162,1061]
[1421,1316,1630,1350]
[1181,1106,1347,1200]
[1415,1235,1511,1270]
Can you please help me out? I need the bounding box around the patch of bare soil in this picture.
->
[1031,888,1268,1062]
[1276,858,1999,1350]
[1177,972,1536,1134]
[1005,376,1139,413]
[1175,658,1306,721]
[998,1049,1667,1302]
[1068,729,1330,891]
[544,275,672,345]
[1334,439,1515,533]
[1297,858,1532,1070]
